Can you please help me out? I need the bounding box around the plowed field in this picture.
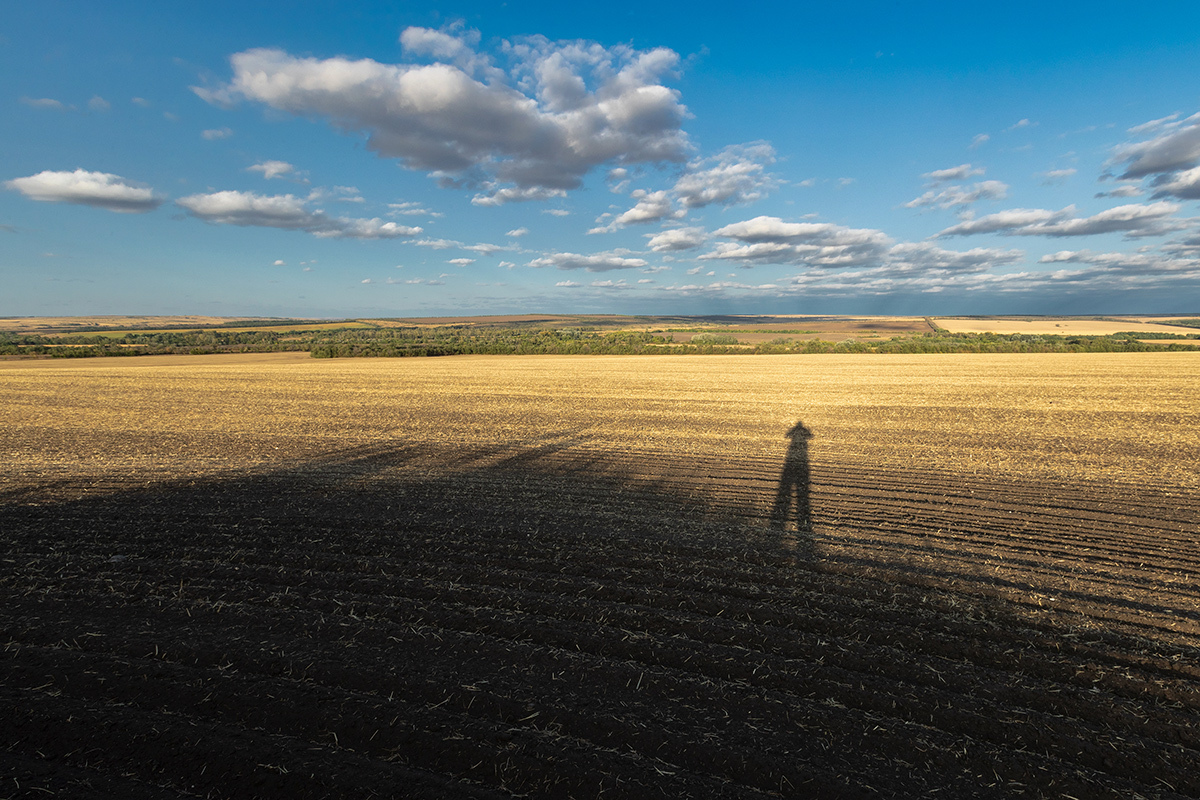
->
[3,352,1199,798]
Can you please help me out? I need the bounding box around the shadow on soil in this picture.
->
[769,419,814,555]
[3,440,1199,798]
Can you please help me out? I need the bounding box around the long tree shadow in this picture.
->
[769,420,814,555]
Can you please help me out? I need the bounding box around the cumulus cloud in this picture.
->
[506,226,529,237]
[702,216,892,268]
[1038,168,1077,184]
[672,142,777,209]
[247,160,297,180]
[608,189,681,229]
[1150,166,1200,200]
[1033,248,1200,291]
[448,257,476,266]
[922,164,985,184]
[20,97,67,110]
[5,169,164,213]
[462,242,510,255]
[196,29,691,204]
[1111,111,1200,178]
[936,208,1072,237]
[592,142,777,232]
[884,242,1024,274]
[528,249,648,272]
[606,167,631,193]
[645,226,707,252]
[904,180,1008,209]
[1094,184,1143,199]
[408,237,460,249]
[388,201,440,217]
[175,189,423,238]
[471,186,566,206]
[936,202,1184,239]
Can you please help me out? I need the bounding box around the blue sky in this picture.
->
[4,1,1200,318]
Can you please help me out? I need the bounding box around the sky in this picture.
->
[4,1,1200,318]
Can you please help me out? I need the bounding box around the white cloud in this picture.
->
[201,127,233,140]
[1128,113,1180,135]
[448,257,476,266]
[936,207,1076,237]
[1038,168,1077,184]
[884,242,1024,274]
[471,186,567,206]
[5,169,164,213]
[645,226,707,252]
[388,201,439,217]
[1150,166,1200,200]
[1111,111,1200,178]
[175,190,424,238]
[969,133,990,149]
[528,249,648,272]
[543,208,570,216]
[247,160,297,180]
[904,180,1008,209]
[703,215,892,267]
[408,237,460,249]
[132,97,151,108]
[197,32,691,204]
[922,164,984,184]
[462,242,510,255]
[1094,184,1143,199]
[555,280,581,287]
[610,189,681,227]
[672,142,777,209]
[88,96,111,112]
[400,25,477,62]
[936,202,1184,239]
[20,97,67,110]
[1006,118,1033,131]
[606,167,630,193]
[506,227,529,237]
[273,259,286,266]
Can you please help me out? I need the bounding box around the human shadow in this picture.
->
[769,420,814,552]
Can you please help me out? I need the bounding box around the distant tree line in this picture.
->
[3,325,1197,359]
[0,329,313,357]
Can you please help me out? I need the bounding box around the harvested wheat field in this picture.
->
[3,351,1199,798]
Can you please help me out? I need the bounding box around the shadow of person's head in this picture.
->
[786,420,813,440]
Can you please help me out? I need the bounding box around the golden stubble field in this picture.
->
[4,351,1200,797]
[4,350,1197,491]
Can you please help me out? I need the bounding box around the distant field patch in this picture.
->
[935,317,1194,335]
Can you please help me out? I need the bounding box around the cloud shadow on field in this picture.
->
[4,438,1200,798]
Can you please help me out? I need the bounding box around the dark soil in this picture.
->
[3,443,1199,799]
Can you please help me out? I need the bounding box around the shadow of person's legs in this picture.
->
[769,420,814,557]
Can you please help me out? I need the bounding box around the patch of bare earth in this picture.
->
[2,353,1198,798]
